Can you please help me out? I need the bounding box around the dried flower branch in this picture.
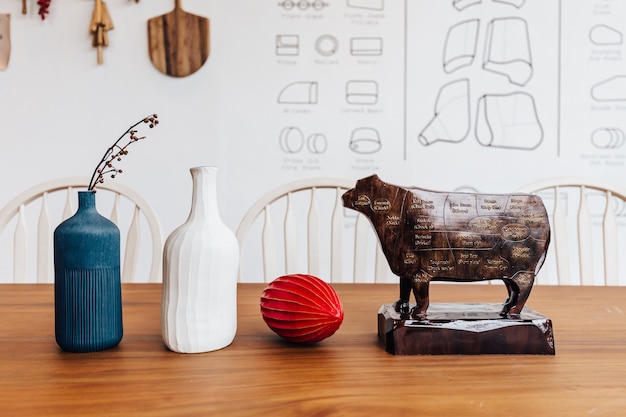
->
[37,0,51,20]
[87,114,159,191]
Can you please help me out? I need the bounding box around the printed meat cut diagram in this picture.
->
[416,1,546,152]
[482,17,533,86]
[587,25,625,151]
[343,175,550,319]
[475,91,543,150]
[418,79,471,146]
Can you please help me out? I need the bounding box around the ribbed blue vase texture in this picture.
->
[54,191,123,352]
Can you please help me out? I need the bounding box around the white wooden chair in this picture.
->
[0,177,163,283]
[236,178,393,283]
[517,177,626,286]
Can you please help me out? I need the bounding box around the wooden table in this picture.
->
[1,283,626,416]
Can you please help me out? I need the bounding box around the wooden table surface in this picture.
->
[1,283,626,416]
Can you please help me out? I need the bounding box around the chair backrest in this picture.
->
[0,177,163,283]
[517,177,626,286]
[236,177,393,283]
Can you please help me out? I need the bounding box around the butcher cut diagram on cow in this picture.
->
[343,175,550,319]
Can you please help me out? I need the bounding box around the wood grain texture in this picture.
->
[0,14,10,71]
[342,174,551,317]
[1,283,626,416]
[147,8,209,77]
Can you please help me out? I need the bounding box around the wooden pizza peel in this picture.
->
[0,14,10,71]
[147,0,210,77]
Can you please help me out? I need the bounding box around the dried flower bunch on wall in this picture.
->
[20,0,51,19]
[37,0,51,19]
[87,114,159,192]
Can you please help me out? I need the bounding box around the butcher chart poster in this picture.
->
[216,0,626,285]
[225,0,626,195]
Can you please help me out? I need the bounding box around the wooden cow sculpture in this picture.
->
[342,175,550,318]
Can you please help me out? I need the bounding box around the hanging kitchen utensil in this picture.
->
[89,0,114,64]
[0,14,10,71]
[147,0,210,77]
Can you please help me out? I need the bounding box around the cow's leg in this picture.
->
[394,277,412,315]
[501,279,517,307]
[501,271,534,317]
[411,275,431,319]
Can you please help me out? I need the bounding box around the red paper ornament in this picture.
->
[260,274,344,343]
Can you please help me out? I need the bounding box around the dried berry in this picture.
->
[87,114,159,191]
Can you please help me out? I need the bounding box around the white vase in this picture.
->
[161,166,239,353]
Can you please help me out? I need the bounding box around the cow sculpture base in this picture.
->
[378,302,555,355]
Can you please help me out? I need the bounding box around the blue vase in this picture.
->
[54,191,123,352]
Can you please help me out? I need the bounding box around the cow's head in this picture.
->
[343,174,400,220]
[342,174,386,216]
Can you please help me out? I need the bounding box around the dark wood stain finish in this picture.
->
[343,174,551,318]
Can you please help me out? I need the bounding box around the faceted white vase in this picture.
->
[161,166,239,353]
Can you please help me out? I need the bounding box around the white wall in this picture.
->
[0,0,247,232]
[1,0,626,282]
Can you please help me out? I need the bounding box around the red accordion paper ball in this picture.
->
[260,274,344,343]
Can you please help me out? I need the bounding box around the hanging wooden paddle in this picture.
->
[147,0,210,77]
[0,14,10,71]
